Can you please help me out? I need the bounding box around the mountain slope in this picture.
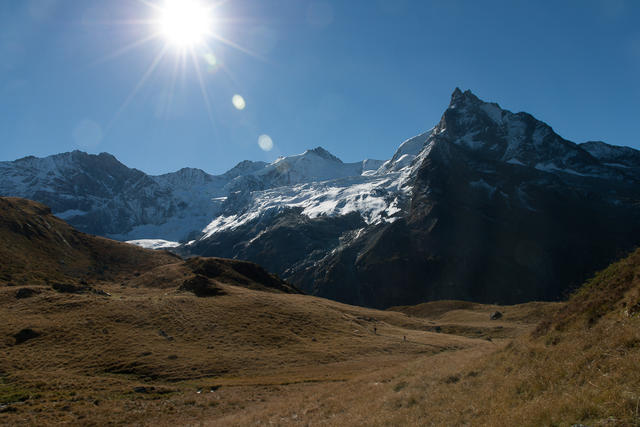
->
[190,89,640,308]
[580,140,640,169]
[0,197,179,286]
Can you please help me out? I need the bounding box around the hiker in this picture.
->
[403,335,406,342]
[373,326,377,335]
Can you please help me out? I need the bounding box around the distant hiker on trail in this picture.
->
[403,336,407,342]
[373,326,377,335]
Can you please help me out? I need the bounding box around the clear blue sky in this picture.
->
[1,0,639,175]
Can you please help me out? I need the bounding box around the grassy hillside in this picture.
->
[0,197,542,425]
[0,197,179,286]
[209,250,640,426]
[1,196,638,425]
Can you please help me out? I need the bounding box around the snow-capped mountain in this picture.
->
[2,88,639,308]
[184,89,640,307]
[0,151,222,241]
[0,145,386,242]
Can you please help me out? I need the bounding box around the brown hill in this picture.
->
[0,197,297,296]
[0,197,179,286]
[2,196,637,426]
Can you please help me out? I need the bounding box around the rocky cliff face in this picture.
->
[187,89,640,308]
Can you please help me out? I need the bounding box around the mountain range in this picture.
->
[2,88,639,308]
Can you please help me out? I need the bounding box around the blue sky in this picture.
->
[1,0,639,175]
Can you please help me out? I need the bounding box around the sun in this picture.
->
[100,0,266,134]
[157,0,213,48]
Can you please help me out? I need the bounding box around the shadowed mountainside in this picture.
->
[189,89,640,309]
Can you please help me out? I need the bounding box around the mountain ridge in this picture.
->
[182,89,640,307]
[2,88,640,308]
[0,144,386,242]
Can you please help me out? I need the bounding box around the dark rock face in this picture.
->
[580,141,640,169]
[185,208,366,278]
[285,90,640,308]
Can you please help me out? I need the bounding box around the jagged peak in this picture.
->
[449,87,482,108]
[222,159,268,179]
[173,167,210,176]
[303,147,343,163]
[436,88,517,134]
[235,159,257,167]
[228,159,268,171]
[154,167,214,183]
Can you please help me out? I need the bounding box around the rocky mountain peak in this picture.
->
[448,87,483,109]
[435,88,501,139]
[154,167,214,187]
[222,160,268,180]
[171,167,210,177]
[427,89,614,175]
[305,147,343,163]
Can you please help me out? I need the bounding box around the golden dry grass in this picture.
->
[0,197,179,287]
[2,197,639,426]
[213,250,640,427]
[0,280,511,425]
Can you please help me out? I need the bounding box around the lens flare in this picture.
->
[258,134,273,151]
[232,94,246,110]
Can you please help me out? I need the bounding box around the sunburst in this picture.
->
[157,0,214,48]
[99,0,262,132]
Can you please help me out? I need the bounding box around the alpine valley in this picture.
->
[2,89,640,308]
